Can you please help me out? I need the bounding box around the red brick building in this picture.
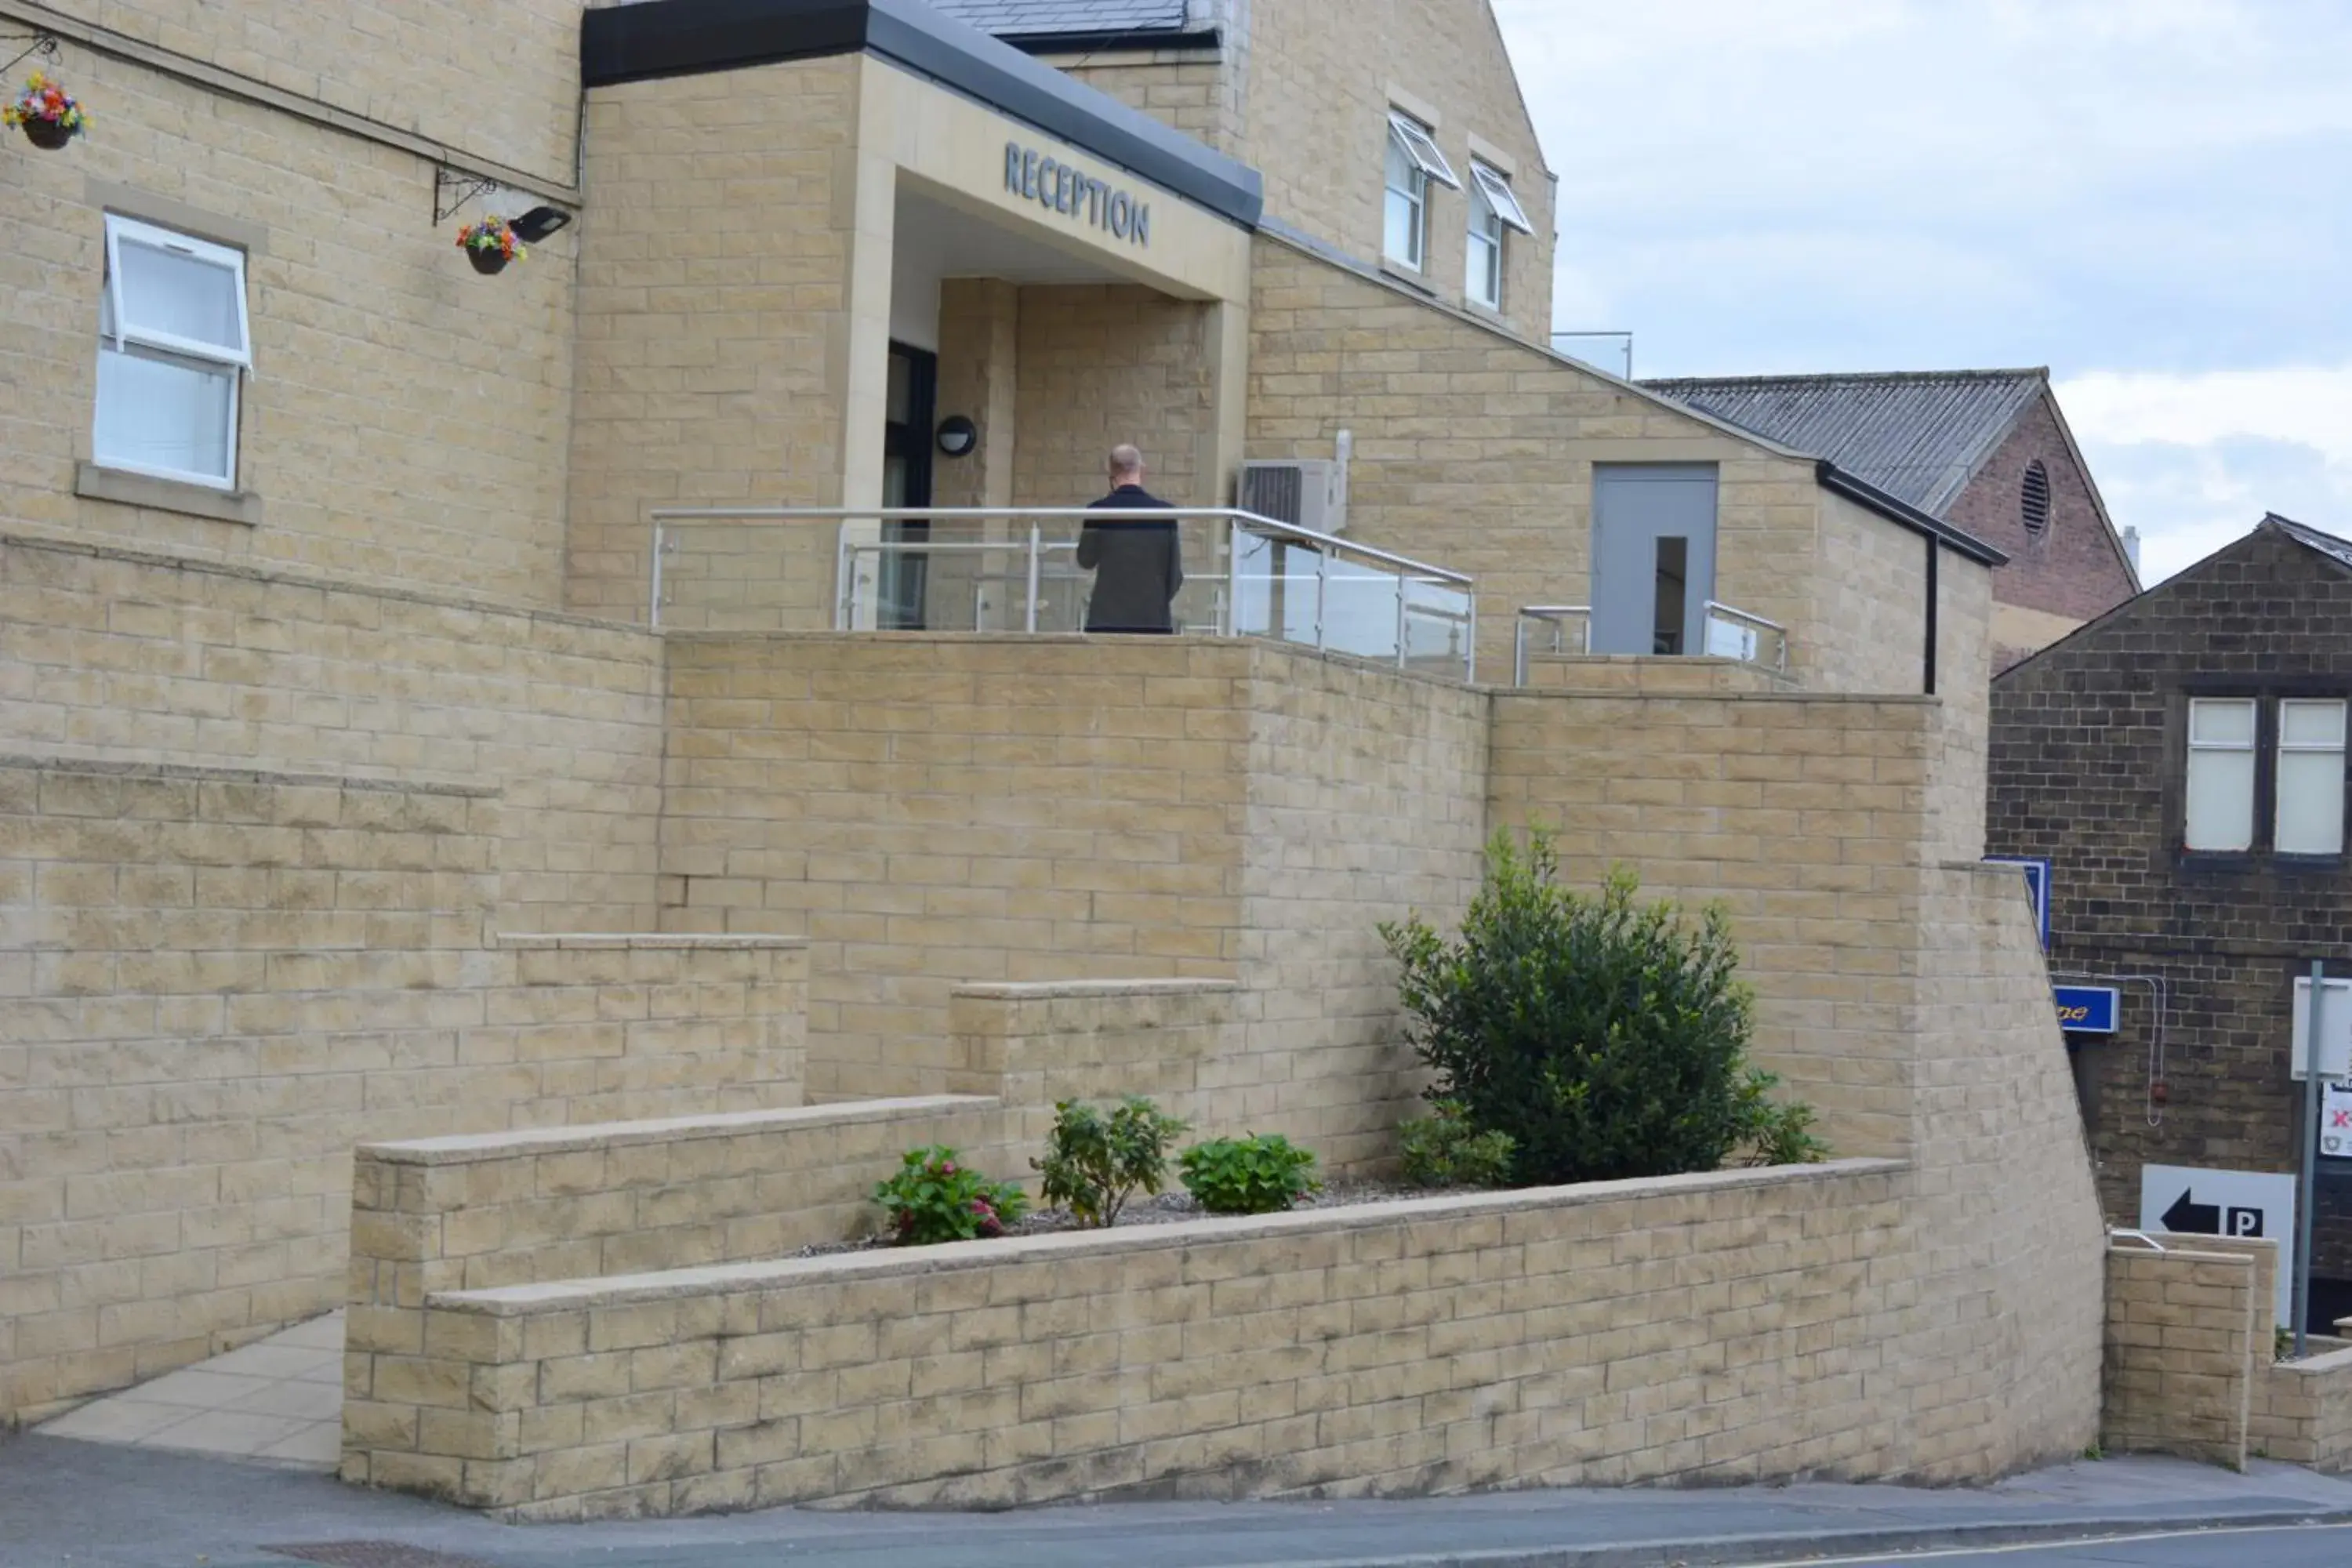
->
[1645,369,2141,671]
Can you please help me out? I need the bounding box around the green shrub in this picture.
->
[873,1145,1029,1245]
[1179,1134,1320,1214]
[1733,1069,1828,1167]
[1399,1099,1517,1189]
[1381,830,1824,1185]
[1034,1096,1189,1228]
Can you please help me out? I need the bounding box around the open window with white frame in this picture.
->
[1465,160,1532,310]
[93,215,253,491]
[1384,111,1459,273]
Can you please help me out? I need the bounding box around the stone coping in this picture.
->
[0,750,497,797]
[427,1156,1906,1316]
[0,528,642,639]
[355,1095,996,1165]
[2277,1345,2352,1375]
[1498,688,1937,708]
[492,933,809,950]
[950,978,1241,1000]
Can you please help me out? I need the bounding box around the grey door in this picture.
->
[1590,464,1718,655]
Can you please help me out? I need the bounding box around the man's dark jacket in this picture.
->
[1076,485,1185,633]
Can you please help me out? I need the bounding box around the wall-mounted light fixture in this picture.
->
[509,206,572,245]
[935,415,978,458]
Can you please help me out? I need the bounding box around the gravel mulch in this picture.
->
[791,1180,1463,1259]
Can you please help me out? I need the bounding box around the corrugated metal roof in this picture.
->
[2271,514,2352,571]
[1639,369,2047,517]
[925,0,1193,40]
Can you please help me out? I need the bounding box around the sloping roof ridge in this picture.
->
[1998,514,2351,682]
[1642,366,2049,389]
[2267,513,2352,568]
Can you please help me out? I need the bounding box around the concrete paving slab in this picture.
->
[31,1311,348,1472]
[225,1377,343,1421]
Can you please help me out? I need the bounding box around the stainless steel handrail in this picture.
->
[1512,601,1790,682]
[1702,599,1785,634]
[1514,605,1592,685]
[648,506,1472,587]
[1701,600,1789,672]
[649,505,1477,681]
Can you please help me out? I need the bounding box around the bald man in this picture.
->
[1075,444,1185,633]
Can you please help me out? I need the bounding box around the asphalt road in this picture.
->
[1759,1523,2352,1566]
[6,1433,2352,1568]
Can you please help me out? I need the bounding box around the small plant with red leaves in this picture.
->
[873,1145,1029,1246]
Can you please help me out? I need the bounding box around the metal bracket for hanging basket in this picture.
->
[1,30,60,78]
[434,166,499,226]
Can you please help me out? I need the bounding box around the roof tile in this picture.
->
[1640,369,2047,517]
[925,0,1193,40]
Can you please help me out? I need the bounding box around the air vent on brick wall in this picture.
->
[2021,459,2052,537]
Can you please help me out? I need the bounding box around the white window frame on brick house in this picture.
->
[2276,698,2347,855]
[2185,696,2258,852]
[1385,111,1458,273]
[1465,161,1530,310]
[93,214,252,491]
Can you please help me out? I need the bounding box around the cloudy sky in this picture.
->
[1489,0,2352,583]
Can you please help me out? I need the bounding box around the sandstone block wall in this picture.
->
[1054,44,1243,159]
[343,1093,1007,1474]
[349,1160,1914,1519]
[658,635,1254,1098]
[0,749,805,1423]
[57,0,585,181]
[2140,1233,2352,1475]
[1488,691,2110,1474]
[1246,237,1832,686]
[947,980,1250,1148]
[0,535,669,931]
[1011,285,1219,514]
[2,10,580,604]
[567,55,862,626]
[1490,689,1940,1160]
[1240,0,1554,340]
[2102,1242,2256,1468]
[659,635,1486,1171]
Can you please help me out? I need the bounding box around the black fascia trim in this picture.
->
[1814,460,2008,567]
[995,27,1223,55]
[582,0,869,85]
[1923,532,1939,695]
[580,0,1264,230]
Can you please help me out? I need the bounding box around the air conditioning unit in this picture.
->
[1240,458,1347,536]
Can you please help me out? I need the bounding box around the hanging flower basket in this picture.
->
[5,71,85,151]
[456,216,524,276]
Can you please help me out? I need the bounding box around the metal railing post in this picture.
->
[833,526,851,631]
[1513,615,1528,687]
[1465,594,1478,684]
[1314,547,1328,652]
[1024,524,1042,634]
[649,524,666,630]
[1394,572,1409,670]
[1224,517,1241,637]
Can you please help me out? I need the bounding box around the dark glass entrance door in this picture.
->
[881,342,937,630]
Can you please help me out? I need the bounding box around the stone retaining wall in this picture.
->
[344,1094,1005,1471]
[343,1160,1911,1518]
[2101,1240,2256,1468]
[2131,1234,2352,1474]
[0,752,807,1425]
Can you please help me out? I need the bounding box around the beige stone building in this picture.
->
[0,0,2116,1499]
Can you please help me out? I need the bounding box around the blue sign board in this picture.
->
[2054,985,2120,1034]
[1985,856,2052,951]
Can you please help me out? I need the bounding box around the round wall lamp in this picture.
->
[935,415,978,458]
